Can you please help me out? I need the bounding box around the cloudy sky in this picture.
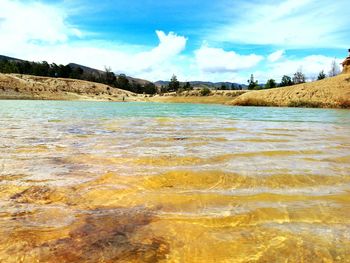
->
[0,0,349,83]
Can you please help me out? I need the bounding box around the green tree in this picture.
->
[264,79,277,89]
[279,75,293,87]
[317,70,326,80]
[116,74,130,90]
[144,83,157,95]
[200,87,211,96]
[168,74,180,92]
[183,82,193,91]
[104,66,116,85]
[293,69,306,84]
[220,83,227,90]
[247,74,259,90]
[160,85,168,94]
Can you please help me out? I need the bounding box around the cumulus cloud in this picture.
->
[0,0,345,83]
[0,0,81,46]
[268,50,285,62]
[213,0,350,48]
[0,0,188,81]
[194,45,263,73]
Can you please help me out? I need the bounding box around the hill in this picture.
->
[229,74,350,108]
[0,55,24,63]
[68,63,151,86]
[0,55,151,89]
[0,73,140,101]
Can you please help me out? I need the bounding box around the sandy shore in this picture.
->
[146,90,247,104]
[0,73,142,102]
[230,74,350,108]
[1,73,350,108]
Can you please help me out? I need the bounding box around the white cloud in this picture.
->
[213,0,350,48]
[0,0,188,81]
[0,0,346,83]
[0,0,81,45]
[268,50,285,62]
[194,45,263,73]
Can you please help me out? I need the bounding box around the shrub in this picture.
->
[200,87,211,96]
[288,100,324,108]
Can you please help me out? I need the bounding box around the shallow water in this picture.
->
[0,100,350,262]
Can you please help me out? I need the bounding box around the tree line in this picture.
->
[247,59,341,90]
[0,59,157,94]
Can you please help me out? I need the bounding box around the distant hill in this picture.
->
[69,63,152,86]
[68,63,105,75]
[155,80,247,90]
[0,55,24,63]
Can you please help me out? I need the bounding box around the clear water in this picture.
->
[1,100,350,262]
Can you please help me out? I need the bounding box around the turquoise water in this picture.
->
[1,100,349,123]
[0,100,350,262]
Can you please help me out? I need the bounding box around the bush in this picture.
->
[288,100,324,108]
[200,87,211,96]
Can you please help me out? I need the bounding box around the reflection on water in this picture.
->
[0,101,350,262]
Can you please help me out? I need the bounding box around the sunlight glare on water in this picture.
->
[0,101,350,262]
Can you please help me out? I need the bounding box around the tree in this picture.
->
[183,82,193,91]
[220,83,227,90]
[116,74,130,90]
[144,83,157,95]
[104,66,116,85]
[200,87,211,96]
[328,59,340,77]
[317,70,326,80]
[293,69,306,84]
[279,75,293,87]
[168,74,180,92]
[247,74,259,90]
[264,79,276,89]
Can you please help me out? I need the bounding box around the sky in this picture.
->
[0,0,349,83]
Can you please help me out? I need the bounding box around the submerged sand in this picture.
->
[1,104,350,262]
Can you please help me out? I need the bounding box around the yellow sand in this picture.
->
[2,73,350,108]
[230,74,350,108]
[147,90,246,104]
[0,73,141,101]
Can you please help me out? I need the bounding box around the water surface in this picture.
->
[1,101,350,262]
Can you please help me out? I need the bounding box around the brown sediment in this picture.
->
[38,208,169,263]
[0,207,169,263]
[10,185,67,204]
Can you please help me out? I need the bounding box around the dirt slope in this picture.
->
[230,74,350,108]
[0,73,140,101]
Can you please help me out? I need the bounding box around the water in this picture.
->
[0,100,350,262]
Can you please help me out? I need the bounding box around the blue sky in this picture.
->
[0,0,349,82]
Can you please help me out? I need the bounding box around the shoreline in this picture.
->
[1,73,350,109]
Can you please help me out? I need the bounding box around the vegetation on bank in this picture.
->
[230,74,350,108]
[0,59,157,95]
[247,59,341,90]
